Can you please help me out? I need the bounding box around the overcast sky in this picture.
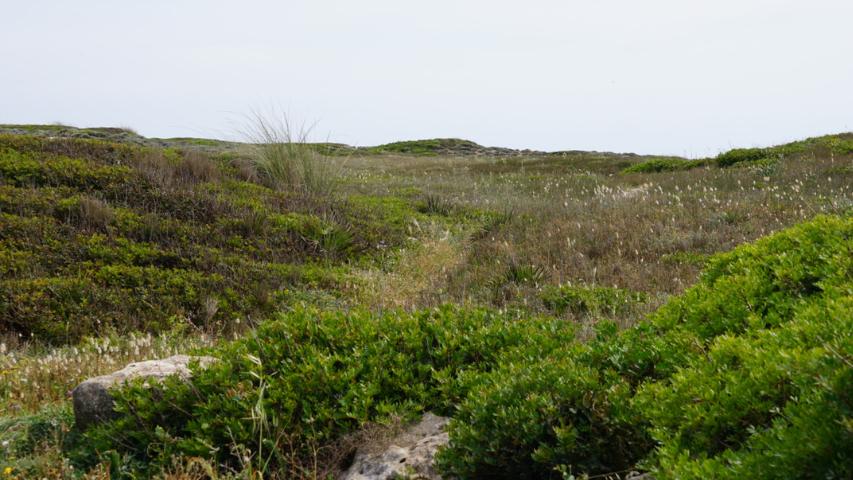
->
[2,1,851,157]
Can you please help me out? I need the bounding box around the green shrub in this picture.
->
[0,148,132,189]
[437,349,649,479]
[540,284,648,317]
[77,306,576,476]
[715,147,769,167]
[0,266,221,342]
[636,294,852,479]
[0,135,419,343]
[368,138,480,156]
[0,406,76,477]
[621,158,701,174]
[438,215,852,479]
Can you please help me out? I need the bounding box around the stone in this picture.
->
[625,472,655,480]
[71,354,215,429]
[342,413,450,480]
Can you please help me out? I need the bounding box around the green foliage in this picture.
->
[437,349,649,479]
[0,406,76,477]
[368,138,481,156]
[77,306,576,475]
[437,215,852,478]
[419,193,456,216]
[502,262,544,285]
[540,284,648,317]
[621,157,703,174]
[636,295,852,479]
[0,135,416,343]
[715,147,769,167]
[660,250,710,267]
[0,148,132,189]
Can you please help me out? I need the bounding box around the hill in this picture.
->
[0,125,851,478]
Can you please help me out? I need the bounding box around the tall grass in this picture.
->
[243,111,341,198]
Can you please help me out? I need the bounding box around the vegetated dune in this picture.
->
[0,126,851,479]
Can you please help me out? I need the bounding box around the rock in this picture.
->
[72,354,215,429]
[625,472,655,480]
[342,413,450,480]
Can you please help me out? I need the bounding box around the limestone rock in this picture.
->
[342,413,450,480]
[72,354,215,429]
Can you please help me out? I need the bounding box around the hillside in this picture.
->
[0,126,851,479]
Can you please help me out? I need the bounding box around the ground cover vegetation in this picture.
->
[0,125,851,478]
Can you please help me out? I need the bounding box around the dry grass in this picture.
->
[341,152,852,312]
[355,220,470,310]
[0,331,215,415]
[72,196,114,230]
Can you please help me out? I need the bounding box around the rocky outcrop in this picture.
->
[71,354,215,429]
[342,413,450,480]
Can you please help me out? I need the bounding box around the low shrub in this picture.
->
[621,158,701,174]
[715,147,769,167]
[368,138,480,156]
[438,215,852,478]
[540,284,648,318]
[0,135,420,343]
[636,295,852,479]
[437,349,649,479]
[78,306,577,476]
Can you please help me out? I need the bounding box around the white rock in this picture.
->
[72,354,215,429]
[342,413,450,480]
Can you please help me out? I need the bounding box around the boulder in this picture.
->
[342,412,450,480]
[72,354,215,429]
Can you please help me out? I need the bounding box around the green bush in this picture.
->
[636,295,852,479]
[715,147,769,167]
[540,284,647,318]
[438,215,852,478]
[437,348,649,479]
[621,158,702,174]
[368,138,480,156]
[78,306,577,475]
[0,135,428,343]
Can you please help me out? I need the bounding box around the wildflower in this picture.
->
[3,466,13,475]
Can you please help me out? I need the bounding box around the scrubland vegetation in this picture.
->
[0,125,851,478]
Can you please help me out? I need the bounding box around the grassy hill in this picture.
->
[0,126,851,478]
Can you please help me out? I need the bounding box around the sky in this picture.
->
[2,0,852,157]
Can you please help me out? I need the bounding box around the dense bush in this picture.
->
[437,346,649,479]
[637,295,852,479]
[621,157,702,174]
[0,135,457,343]
[715,147,769,167]
[539,284,647,318]
[437,214,852,478]
[367,138,481,156]
[77,306,577,476]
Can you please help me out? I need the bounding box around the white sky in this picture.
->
[2,1,851,157]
